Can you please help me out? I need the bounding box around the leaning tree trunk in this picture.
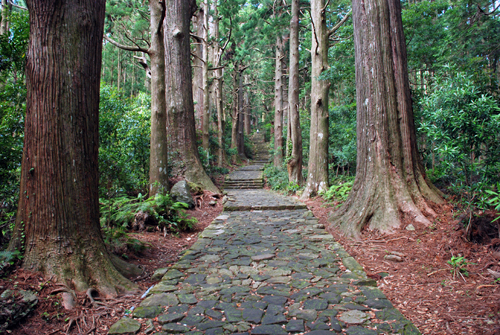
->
[148,0,169,195]
[329,0,443,237]
[302,0,330,199]
[287,0,303,186]
[164,0,219,194]
[273,36,284,167]
[10,0,135,296]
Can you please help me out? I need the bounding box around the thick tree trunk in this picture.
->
[201,0,210,151]
[192,8,204,131]
[148,0,169,195]
[287,0,303,186]
[302,0,330,199]
[273,36,284,167]
[329,0,443,237]
[11,0,135,296]
[164,0,219,194]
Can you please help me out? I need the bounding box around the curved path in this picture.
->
[110,138,419,335]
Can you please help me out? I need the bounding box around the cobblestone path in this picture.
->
[109,137,420,335]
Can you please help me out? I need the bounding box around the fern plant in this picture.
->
[100,193,196,233]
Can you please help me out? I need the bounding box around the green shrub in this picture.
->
[263,165,289,191]
[418,70,500,210]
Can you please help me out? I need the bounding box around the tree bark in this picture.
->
[230,67,240,163]
[302,0,330,199]
[237,67,246,157]
[273,36,284,167]
[244,76,251,135]
[201,0,210,151]
[11,0,135,296]
[287,0,303,186]
[0,0,9,35]
[192,7,204,132]
[211,1,227,167]
[164,0,219,193]
[148,0,169,195]
[329,0,443,237]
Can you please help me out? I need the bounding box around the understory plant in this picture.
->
[448,255,472,281]
[320,177,354,204]
[418,70,500,213]
[100,193,197,234]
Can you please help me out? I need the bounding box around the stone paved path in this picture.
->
[109,138,420,335]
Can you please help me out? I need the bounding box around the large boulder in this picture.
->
[170,180,195,209]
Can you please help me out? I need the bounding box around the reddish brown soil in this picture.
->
[305,196,500,335]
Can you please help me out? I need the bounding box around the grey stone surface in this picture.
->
[171,180,195,208]
[109,144,419,334]
[108,318,141,334]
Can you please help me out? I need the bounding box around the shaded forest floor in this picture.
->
[3,182,500,334]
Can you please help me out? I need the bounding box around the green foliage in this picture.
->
[0,249,21,276]
[0,11,29,245]
[485,184,500,222]
[418,70,500,210]
[263,165,289,191]
[329,103,357,175]
[448,255,472,280]
[99,85,151,196]
[100,193,197,234]
[320,178,354,203]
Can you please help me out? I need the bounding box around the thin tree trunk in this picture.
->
[274,36,284,167]
[211,1,226,167]
[11,0,135,296]
[244,75,251,135]
[0,0,9,35]
[164,0,219,193]
[148,0,169,195]
[201,0,210,150]
[287,0,303,185]
[237,67,246,157]
[231,67,239,163]
[329,0,443,237]
[302,0,330,199]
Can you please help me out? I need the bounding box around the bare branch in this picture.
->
[103,35,149,53]
[328,10,352,37]
[7,0,27,10]
[133,53,151,78]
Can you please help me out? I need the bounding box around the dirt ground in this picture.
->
[305,197,500,335]
[2,189,500,334]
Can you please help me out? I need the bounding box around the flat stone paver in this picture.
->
[111,137,419,334]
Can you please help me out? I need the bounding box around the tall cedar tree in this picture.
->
[148,0,169,194]
[329,0,443,236]
[273,35,285,167]
[287,0,303,185]
[164,0,219,193]
[11,0,135,295]
[302,0,330,199]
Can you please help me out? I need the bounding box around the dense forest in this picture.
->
[0,0,500,331]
